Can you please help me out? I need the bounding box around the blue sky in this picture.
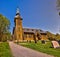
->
[0,0,60,34]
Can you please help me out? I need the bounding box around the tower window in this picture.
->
[19,34,20,38]
[18,20,21,25]
[18,27,20,31]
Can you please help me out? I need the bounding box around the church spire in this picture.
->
[15,7,22,20]
[16,7,20,15]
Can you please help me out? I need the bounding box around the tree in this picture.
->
[57,0,60,8]
[55,33,60,40]
[46,31,56,40]
[5,31,11,40]
[57,0,60,15]
[0,14,10,41]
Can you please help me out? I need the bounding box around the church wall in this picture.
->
[41,34,48,40]
[23,33,34,41]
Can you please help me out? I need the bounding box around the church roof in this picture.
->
[15,15,20,18]
[23,28,46,34]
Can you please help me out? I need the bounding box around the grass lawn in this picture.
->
[19,41,60,57]
[0,42,12,57]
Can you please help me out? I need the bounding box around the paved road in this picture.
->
[9,42,54,57]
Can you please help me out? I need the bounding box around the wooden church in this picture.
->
[12,8,48,42]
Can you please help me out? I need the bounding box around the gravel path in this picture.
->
[9,42,54,57]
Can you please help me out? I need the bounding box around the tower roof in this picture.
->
[16,7,20,15]
[14,7,22,21]
[15,7,20,18]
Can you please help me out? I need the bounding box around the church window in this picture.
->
[29,34,32,38]
[24,34,27,38]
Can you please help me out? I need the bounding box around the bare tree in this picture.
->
[57,0,60,15]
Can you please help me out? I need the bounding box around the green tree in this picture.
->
[46,31,56,40]
[7,32,12,41]
[55,33,60,40]
[0,14,10,41]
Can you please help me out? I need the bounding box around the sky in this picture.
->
[0,0,60,34]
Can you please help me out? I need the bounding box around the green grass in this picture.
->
[0,42,12,57]
[19,41,60,57]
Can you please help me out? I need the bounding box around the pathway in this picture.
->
[9,42,54,57]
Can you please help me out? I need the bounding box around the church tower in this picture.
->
[14,8,23,41]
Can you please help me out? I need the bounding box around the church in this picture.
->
[12,8,48,42]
